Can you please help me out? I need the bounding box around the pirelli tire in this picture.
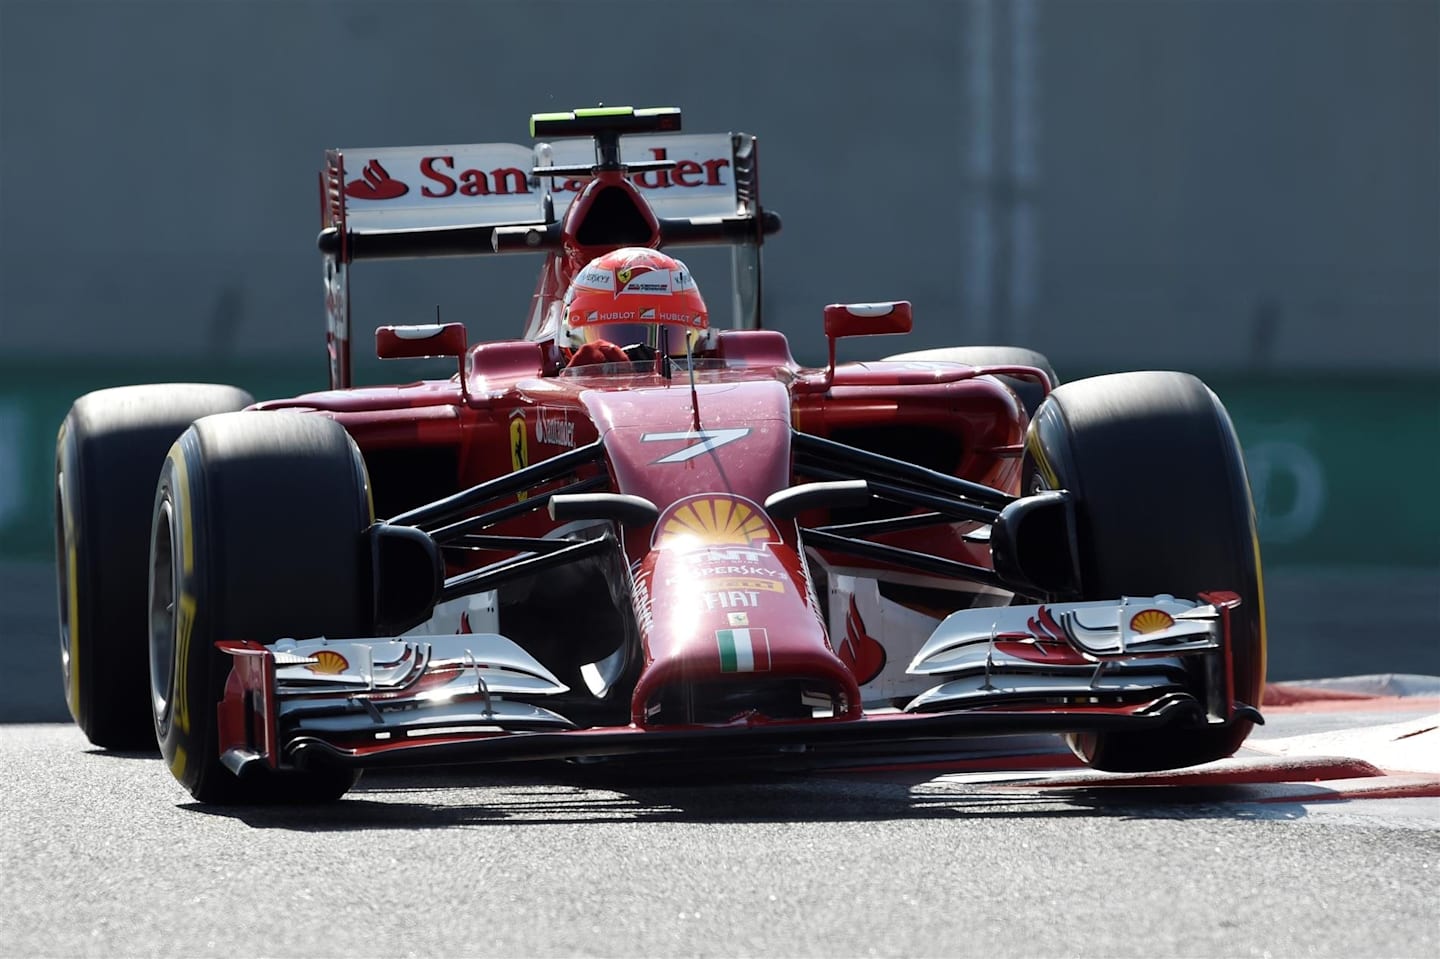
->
[149,411,372,803]
[1024,371,1267,772]
[883,346,1059,420]
[55,383,254,750]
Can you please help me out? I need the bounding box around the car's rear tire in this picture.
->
[55,383,254,750]
[884,346,1059,419]
[150,411,372,802]
[1023,371,1267,772]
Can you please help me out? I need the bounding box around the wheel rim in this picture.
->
[149,496,178,732]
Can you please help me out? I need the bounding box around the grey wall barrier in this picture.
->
[0,1,1435,372]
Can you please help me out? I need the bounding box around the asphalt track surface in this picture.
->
[3,561,1439,958]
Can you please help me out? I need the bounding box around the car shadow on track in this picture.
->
[178,761,1308,831]
[83,746,159,761]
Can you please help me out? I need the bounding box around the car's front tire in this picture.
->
[1024,371,1266,771]
[150,411,372,802]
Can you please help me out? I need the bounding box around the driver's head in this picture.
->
[561,247,710,356]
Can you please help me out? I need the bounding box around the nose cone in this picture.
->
[628,496,861,726]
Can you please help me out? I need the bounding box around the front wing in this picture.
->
[214,594,1259,776]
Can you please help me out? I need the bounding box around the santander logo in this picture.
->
[344,160,409,200]
[342,148,730,203]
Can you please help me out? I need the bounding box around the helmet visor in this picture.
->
[573,322,661,350]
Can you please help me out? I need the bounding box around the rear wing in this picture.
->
[321,133,759,249]
[319,127,776,387]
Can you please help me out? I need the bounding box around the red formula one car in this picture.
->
[54,107,1266,802]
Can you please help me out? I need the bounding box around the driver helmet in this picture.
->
[560,247,711,356]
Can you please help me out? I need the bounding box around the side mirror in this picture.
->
[376,322,468,360]
[822,301,913,339]
[820,301,913,387]
[376,322,469,401]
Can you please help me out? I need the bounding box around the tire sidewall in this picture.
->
[151,435,224,797]
[55,418,92,733]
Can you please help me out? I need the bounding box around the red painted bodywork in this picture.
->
[216,641,279,769]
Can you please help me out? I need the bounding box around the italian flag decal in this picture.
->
[716,628,771,673]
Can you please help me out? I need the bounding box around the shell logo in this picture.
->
[1129,609,1175,634]
[306,649,350,674]
[653,494,779,549]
